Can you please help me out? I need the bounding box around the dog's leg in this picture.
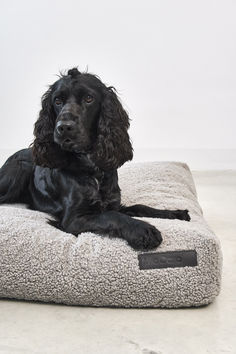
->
[0,148,33,204]
[51,211,163,250]
[120,204,190,221]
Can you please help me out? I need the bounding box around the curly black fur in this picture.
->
[32,69,133,170]
[0,68,190,250]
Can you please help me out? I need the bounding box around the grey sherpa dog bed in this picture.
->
[0,161,222,308]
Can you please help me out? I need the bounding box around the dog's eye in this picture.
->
[84,95,94,103]
[55,98,63,106]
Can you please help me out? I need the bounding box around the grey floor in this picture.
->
[0,170,235,354]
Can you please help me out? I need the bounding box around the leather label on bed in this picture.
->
[138,250,197,270]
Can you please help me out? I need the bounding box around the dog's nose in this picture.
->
[56,120,76,135]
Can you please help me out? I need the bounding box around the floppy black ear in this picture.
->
[92,87,133,170]
[31,85,68,168]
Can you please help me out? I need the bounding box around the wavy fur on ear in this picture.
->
[31,85,69,168]
[91,87,133,170]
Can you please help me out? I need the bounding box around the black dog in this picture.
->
[0,68,190,250]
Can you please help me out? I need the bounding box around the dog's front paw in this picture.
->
[126,220,163,250]
[172,209,191,221]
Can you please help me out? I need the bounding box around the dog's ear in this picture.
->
[31,85,68,168]
[92,87,133,170]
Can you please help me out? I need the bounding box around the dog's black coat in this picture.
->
[0,68,190,250]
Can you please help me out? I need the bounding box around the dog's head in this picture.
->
[32,68,133,170]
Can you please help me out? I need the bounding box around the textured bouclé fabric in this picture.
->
[0,162,222,308]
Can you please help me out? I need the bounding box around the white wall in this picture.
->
[0,0,235,163]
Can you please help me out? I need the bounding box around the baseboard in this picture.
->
[0,148,235,170]
[132,148,236,170]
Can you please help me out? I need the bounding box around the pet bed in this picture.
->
[0,162,222,308]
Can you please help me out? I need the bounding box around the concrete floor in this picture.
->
[0,170,235,354]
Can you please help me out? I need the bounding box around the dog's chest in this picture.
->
[74,172,104,202]
[73,169,117,211]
